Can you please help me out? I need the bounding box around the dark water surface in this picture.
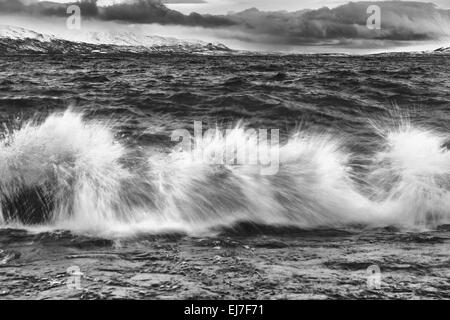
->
[1,54,449,137]
[0,53,449,299]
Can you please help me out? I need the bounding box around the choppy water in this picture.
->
[0,53,449,236]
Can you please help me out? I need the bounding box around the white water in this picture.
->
[0,110,449,235]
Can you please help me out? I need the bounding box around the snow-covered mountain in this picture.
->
[434,47,450,53]
[0,25,231,54]
[74,30,223,49]
[0,25,55,42]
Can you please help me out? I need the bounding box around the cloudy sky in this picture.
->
[2,0,449,53]
[167,0,450,14]
[40,0,450,13]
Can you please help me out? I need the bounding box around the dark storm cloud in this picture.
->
[225,1,450,44]
[98,0,233,26]
[0,0,234,27]
[0,0,26,12]
[0,0,96,16]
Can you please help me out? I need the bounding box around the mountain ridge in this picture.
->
[434,46,450,53]
[0,25,232,54]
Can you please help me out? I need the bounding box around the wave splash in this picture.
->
[0,110,449,235]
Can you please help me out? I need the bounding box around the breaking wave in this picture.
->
[0,110,449,235]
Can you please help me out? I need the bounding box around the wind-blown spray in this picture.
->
[0,110,448,235]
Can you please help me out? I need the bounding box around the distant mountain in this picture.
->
[0,25,55,42]
[73,30,229,51]
[434,47,450,53]
[0,25,232,55]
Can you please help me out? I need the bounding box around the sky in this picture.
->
[4,0,448,53]
[166,0,450,14]
[40,0,450,13]
[42,0,360,13]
